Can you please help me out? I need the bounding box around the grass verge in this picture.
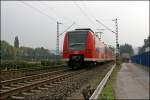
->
[99,62,122,99]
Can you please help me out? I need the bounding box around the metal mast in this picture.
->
[56,21,62,56]
[113,18,119,62]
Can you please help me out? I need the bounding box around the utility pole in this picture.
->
[56,21,62,56]
[112,18,119,64]
[56,21,75,60]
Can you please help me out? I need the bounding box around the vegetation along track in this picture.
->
[1,64,67,81]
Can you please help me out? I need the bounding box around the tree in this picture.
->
[0,40,15,59]
[14,36,19,48]
[138,35,150,54]
[119,43,134,56]
[1,40,57,60]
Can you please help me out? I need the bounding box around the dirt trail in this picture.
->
[116,63,149,99]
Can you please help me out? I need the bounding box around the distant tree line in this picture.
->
[119,43,134,56]
[0,40,57,60]
[119,35,150,56]
[138,35,150,54]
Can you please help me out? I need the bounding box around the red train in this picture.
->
[63,28,113,69]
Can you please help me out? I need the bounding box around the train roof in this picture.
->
[66,28,112,48]
[67,28,94,33]
[75,28,94,33]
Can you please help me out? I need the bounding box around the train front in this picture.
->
[63,29,90,69]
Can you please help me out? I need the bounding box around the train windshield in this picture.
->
[68,31,88,50]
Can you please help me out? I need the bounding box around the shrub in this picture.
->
[0,60,41,70]
[41,60,51,66]
[41,60,64,66]
[56,60,64,65]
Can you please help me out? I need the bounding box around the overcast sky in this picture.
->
[1,1,149,51]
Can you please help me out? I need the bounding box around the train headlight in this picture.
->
[63,50,68,54]
[86,49,92,54]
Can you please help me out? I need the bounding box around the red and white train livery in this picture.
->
[63,28,113,69]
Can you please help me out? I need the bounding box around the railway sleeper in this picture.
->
[10,93,25,100]
[30,89,42,93]
[10,84,22,87]
[11,95,25,100]
[22,92,34,96]
[50,83,59,86]
[43,84,53,88]
[17,82,26,86]
[23,81,33,84]
[0,89,8,92]
[38,87,49,90]
[53,93,64,99]
[1,86,12,90]
[53,81,62,84]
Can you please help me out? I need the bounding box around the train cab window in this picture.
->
[96,47,100,53]
[100,47,105,53]
[68,31,88,50]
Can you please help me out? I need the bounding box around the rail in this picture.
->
[1,64,67,81]
[1,69,69,86]
[89,64,116,100]
[0,69,85,99]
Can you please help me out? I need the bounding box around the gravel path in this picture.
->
[116,63,149,99]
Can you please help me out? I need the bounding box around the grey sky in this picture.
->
[1,1,149,51]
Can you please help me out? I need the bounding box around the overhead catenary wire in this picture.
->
[21,1,115,36]
[38,2,77,36]
[21,1,57,23]
[59,22,76,37]
[39,2,82,29]
[80,1,115,34]
[79,1,99,31]
[79,1,97,22]
[73,1,96,27]
[39,2,69,27]
[96,19,116,34]
[40,2,76,24]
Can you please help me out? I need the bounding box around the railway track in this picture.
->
[1,64,66,72]
[0,68,85,99]
[1,64,67,81]
[0,62,115,99]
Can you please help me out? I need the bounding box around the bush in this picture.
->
[41,60,64,66]
[56,60,64,65]
[0,59,65,70]
[41,60,51,66]
[0,60,41,70]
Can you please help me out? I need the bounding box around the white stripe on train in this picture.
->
[63,58,112,62]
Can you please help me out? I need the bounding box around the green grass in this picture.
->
[99,62,122,99]
[0,59,65,70]
[99,75,115,99]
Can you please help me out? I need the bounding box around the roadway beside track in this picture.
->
[116,63,149,99]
